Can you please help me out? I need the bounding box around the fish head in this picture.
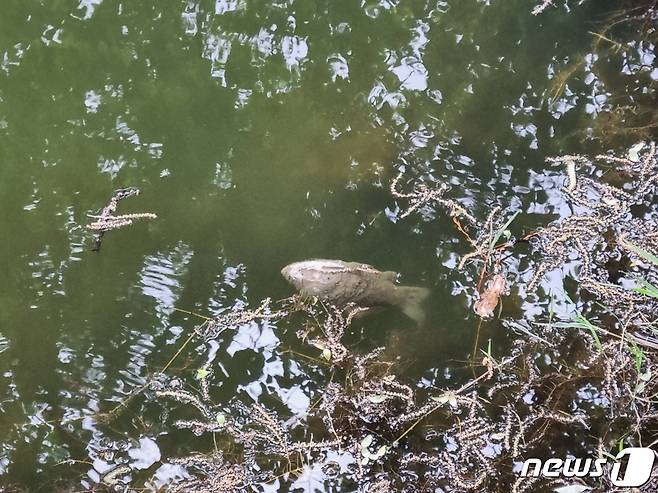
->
[281,261,315,290]
[281,260,322,290]
[281,260,353,293]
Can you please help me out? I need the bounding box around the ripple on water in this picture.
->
[118,329,155,389]
[138,242,194,321]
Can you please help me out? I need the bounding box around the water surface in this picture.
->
[0,0,654,490]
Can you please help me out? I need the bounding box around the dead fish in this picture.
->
[473,274,506,319]
[281,259,430,323]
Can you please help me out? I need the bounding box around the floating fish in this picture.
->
[281,259,429,323]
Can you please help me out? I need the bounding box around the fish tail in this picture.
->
[394,286,430,324]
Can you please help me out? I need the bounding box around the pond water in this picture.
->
[0,0,655,490]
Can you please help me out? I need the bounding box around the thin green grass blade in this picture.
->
[620,238,658,266]
[633,279,658,298]
[489,210,520,250]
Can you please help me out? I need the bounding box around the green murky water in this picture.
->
[0,0,655,490]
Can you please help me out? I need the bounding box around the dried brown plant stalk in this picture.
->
[86,187,157,250]
[390,169,477,224]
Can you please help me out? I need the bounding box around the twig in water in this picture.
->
[87,187,156,251]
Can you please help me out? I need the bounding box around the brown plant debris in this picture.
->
[474,274,507,319]
[131,287,658,493]
[86,187,157,251]
[529,143,658,330]
[168,451,249,493]
[390,169,477,224]
[197,297,286,342]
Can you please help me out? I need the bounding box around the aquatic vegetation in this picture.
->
[391,168,519,320]
[167,451,248,493]
[382,141,658,490]
[530,142,658,334]
[146,304,423,490]
[392,141,658,333]
[295,302,370,365]
[197,297,283,342]
[390,169,477,224]
[526,2,658,146]
[391,167,520,319]
[135,291,658,492]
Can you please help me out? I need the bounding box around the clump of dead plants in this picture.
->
[383,141,658,491]
[136,295,658,492]
[391,168,517,319]
[531,142,658,336]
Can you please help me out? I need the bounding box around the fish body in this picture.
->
[281,259,429,323]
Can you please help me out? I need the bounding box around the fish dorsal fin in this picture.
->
[380,271,398,282]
